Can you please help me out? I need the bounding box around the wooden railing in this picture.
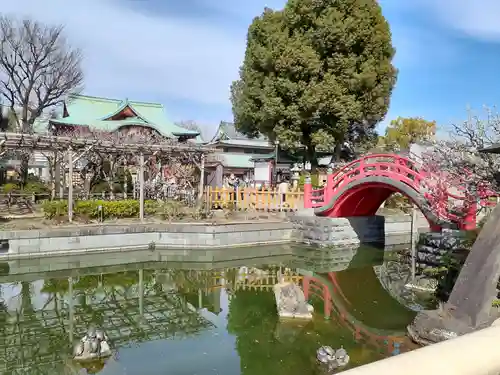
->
[203,187,304,211]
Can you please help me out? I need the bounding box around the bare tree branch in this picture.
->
[0,16,83,187]
[0,16,83,132]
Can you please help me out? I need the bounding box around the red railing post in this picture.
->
[323,165,334,204]
[304,175,312,208]
[302,277,310,300]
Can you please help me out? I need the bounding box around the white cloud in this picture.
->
[1,0,246,106]
[413,0,500,41]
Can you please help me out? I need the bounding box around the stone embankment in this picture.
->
[0,213,424,259]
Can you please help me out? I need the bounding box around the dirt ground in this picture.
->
[0,210,288,230]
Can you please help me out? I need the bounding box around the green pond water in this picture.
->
[0,244,431,375]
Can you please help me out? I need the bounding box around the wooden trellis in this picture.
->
[0,132,213,221]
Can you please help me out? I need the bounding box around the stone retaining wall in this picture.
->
[0,222,294,259]
[0,214,424,259]
[290,214,428,248]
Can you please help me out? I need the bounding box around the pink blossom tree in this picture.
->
[418,108,499,225]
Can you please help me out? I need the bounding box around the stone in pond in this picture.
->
[73,327,112,362]
[273,280,313,320]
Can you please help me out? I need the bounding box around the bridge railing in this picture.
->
[304,154,423,210]
[303,153,496,228]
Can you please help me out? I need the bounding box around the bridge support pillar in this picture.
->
[460,202,477,230]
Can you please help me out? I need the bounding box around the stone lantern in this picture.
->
[290,163,300,189]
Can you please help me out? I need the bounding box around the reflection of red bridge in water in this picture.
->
[303,153,496,230]
[302,274,407,355]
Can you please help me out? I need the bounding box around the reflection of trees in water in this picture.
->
[0,280,72,375]
[0,268,214,375]
[227,289,384,375]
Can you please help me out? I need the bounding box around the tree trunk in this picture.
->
[334,141,342,161]
[19,152,30,188]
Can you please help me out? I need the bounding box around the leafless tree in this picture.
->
[175,120,203,139]
[0,16,83,186]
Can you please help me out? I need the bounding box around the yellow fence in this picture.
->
[204,187,304,211]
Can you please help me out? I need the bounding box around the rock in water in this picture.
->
[317,346,335,363]
[73,342,84,357]
[316,345,350,371]
[87,326,97,339]
[100,340,111,357]
[73,327,112,362]
[335,347,350,367]
[90,339,100,354]
[273,281,312,320]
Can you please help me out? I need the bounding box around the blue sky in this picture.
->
[3,0,500,138]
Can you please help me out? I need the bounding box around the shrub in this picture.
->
[42,199,160,220]
[158,201,185,221]
[91,182,111,194]
[42,200,68,219]
[298,174,321,189]
[2,183,18,193]
[42,199,211,222]
[23,181,50,195]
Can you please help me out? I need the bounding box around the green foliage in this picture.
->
[1,178,49,195]
[42,199,159,220]
[158,201,186,221]
[91,182,111,194]
[424,251,464,303]
[298,173,320,189]
[382,117,436,151]
[115,168,133,194]
[492,299,500,308]
[2,183,18,193]
[231,0,397,160]
[42,199,208,222]
[22,181,50,194]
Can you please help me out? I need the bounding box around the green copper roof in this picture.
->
[208,152,270,168]
[209,121,270,146]
[50,94,198,138]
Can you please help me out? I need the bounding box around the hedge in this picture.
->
[42,199,159,219]
[298,174,321,189]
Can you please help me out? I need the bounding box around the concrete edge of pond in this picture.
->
[0,215,424,260]
[0,239,296,261]
[0,220,294,240]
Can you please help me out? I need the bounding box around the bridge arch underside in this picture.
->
[316,176,447,228]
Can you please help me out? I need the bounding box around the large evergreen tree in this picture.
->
[231,0,397,161]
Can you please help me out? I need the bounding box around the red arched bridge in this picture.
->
[303,153,495,230]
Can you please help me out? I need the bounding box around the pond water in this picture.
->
[0,244,430,374]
